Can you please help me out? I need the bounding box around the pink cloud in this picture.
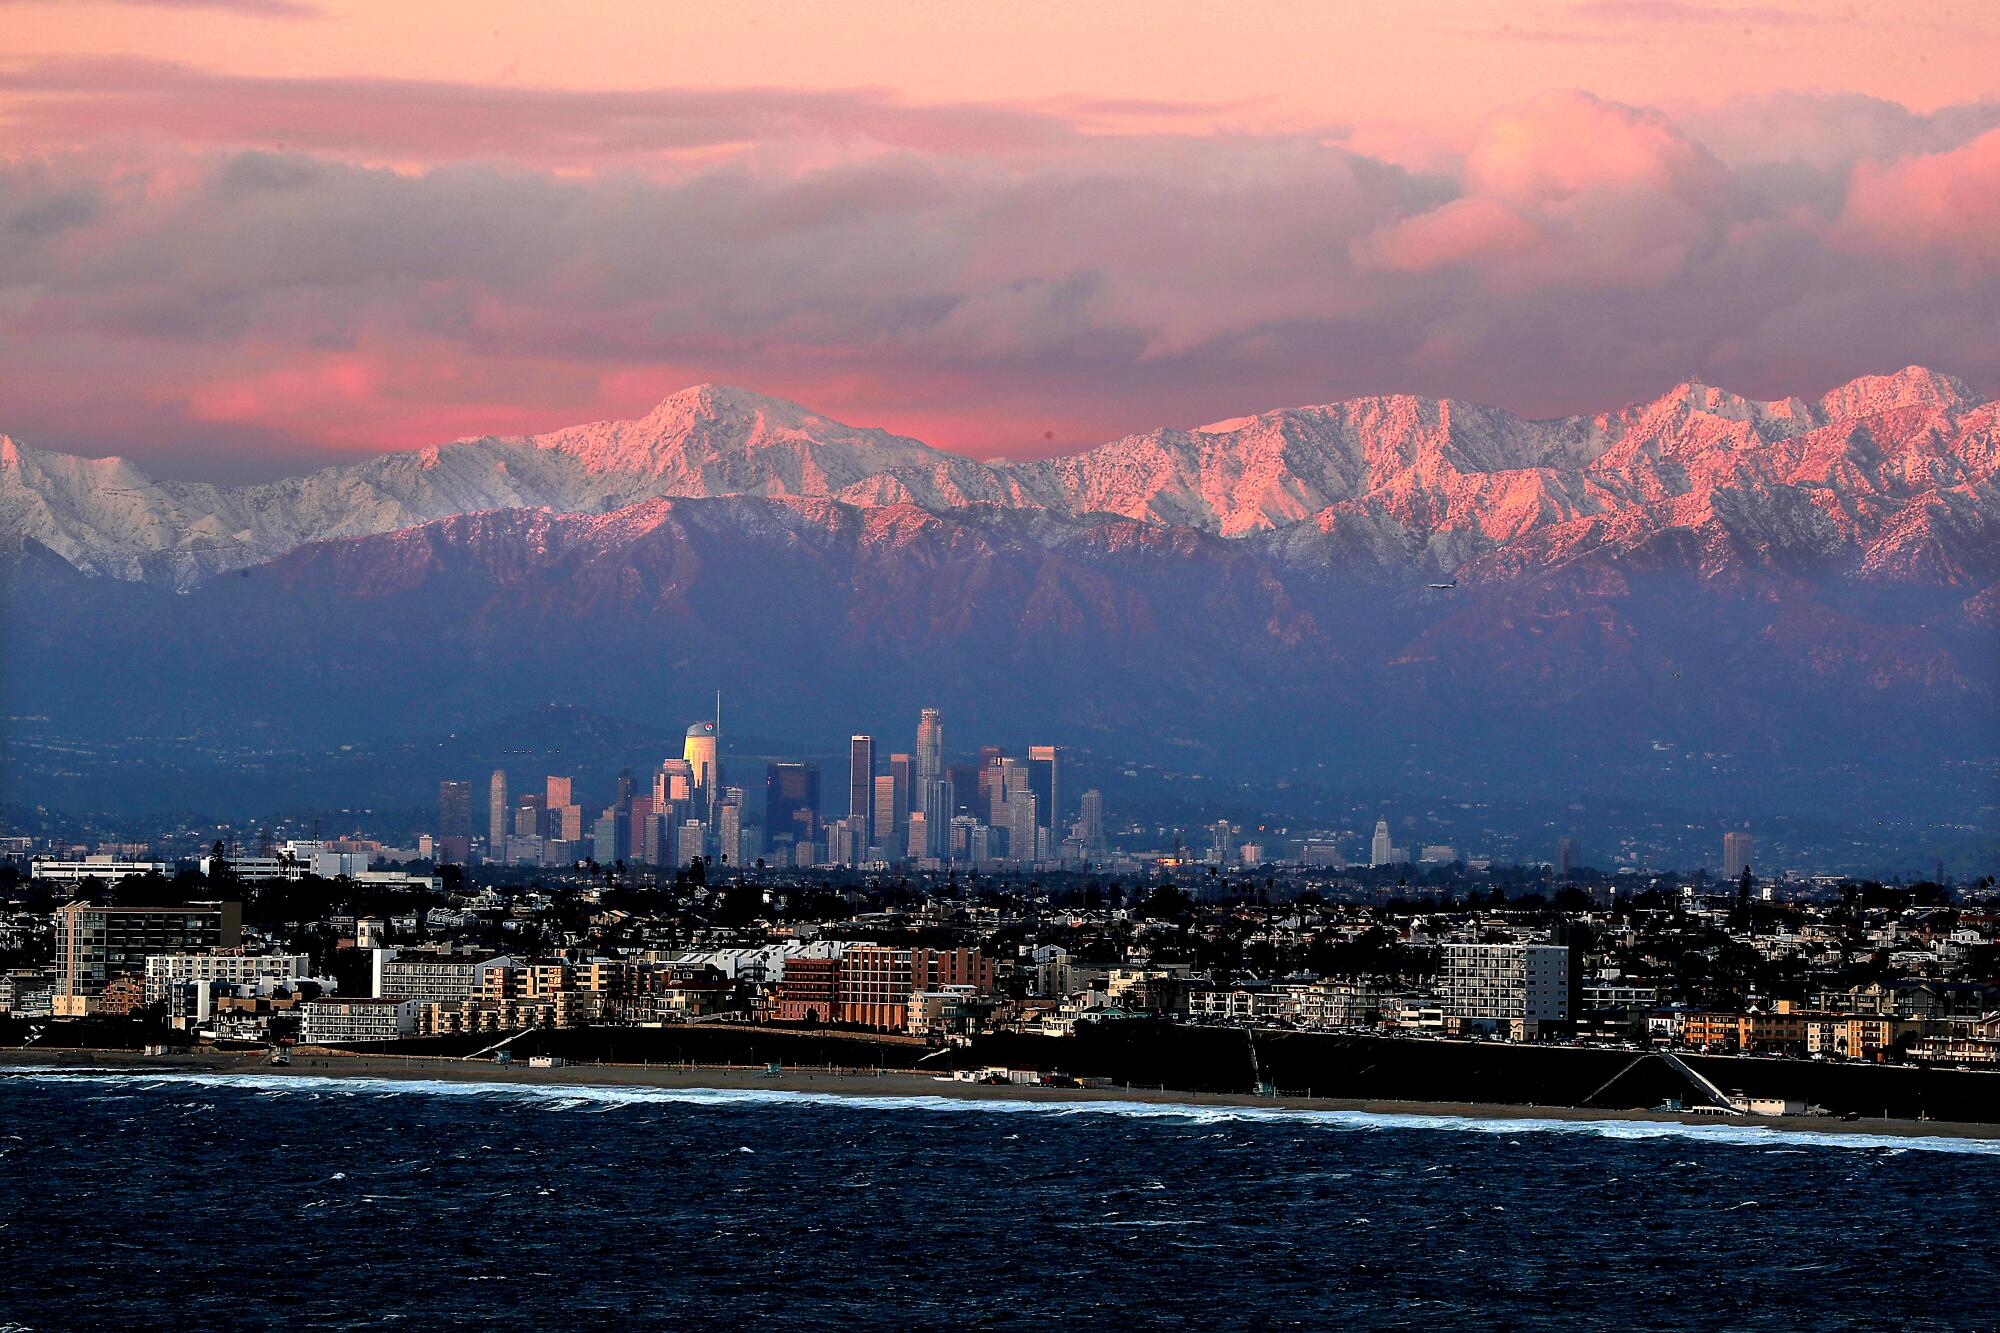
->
[4,82,2000,474]
[1844,126,2000,263]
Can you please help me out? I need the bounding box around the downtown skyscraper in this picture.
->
[849,735,876,843]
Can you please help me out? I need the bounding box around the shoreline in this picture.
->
[7,1046,2000,1142]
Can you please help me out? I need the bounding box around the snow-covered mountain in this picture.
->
[2,368,1994,589]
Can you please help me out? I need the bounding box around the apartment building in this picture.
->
[300,996,419,1045]
[1438,942,1570,1040]
[53,900,242,1016]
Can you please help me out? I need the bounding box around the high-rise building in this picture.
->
[1723,831,1754,880]
[487,769,509,849]
[1370,819,1395,868]
[654,758,695,810]
[765,761,821,855]
[1557,837,1575,880]
[873,775,899,853]
[920,778,952,855]
[684,721,720,814]
[515,794,547,840]
[916,708,943,794]
[1007,791,1037,863]
[849,736,876,839]
[907,812,929,861]
[1079,789,1104,855]
[947,763,980,818]
[1439,943,1571,1039]
[436,781,472,866]
[546,775,573,809]
[888,753,914,842]
[1208,819,1233,865]
[626,796,657,863]
[1027,745,1063,833]
[54,901,243,1016]
[718,787,745,865]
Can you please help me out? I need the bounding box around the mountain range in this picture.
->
[4,366,1995,595]
[2,368,1995,853]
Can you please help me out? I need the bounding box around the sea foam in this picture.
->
[6,1065,1997,1157]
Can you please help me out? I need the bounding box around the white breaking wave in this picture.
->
[5,1065,1998,1157]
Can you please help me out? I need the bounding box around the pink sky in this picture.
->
[3,0,1999,476]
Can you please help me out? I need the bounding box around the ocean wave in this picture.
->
[6,1065,1998,1156]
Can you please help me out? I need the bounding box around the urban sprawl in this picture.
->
[5,708,1997,1107]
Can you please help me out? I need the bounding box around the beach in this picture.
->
[6,1045,1998,1141]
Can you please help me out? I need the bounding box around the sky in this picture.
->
[3,0,1999,478]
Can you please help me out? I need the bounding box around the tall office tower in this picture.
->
[765,761,821,855]
[968,823,992,863]
[1557,837,1575,880]
[921,778,952,855]
[888,754,915,842]
[655,758,695,812]
[553,804,584,842]
[1079,789,1104,850]
[718,787,745,865]
[624,796,653,861]
[1027,746,1063,833]
[873,776,899,852]
[488,769,509,848]
[947,763,980,817]
[546,775,573,809]
[515,793,547,839]
[592,813,619,866]
[1007,791,1038,863]
[1370,819,1393,867]
[948,814,978,861]
[684,721,720,814]
[916,708,943,793]
[615,767,636,805]
[1723,831,1753,880]
[980,756,1006,826]
[438,781,472,839]
[907,812,929,861]
[1208,819,1233,865]
[849,735,876,840]
[677,819,706,867]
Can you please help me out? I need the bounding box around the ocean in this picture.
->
[3,1068,1996,1330]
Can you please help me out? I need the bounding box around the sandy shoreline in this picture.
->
[5,1045,1998,1141]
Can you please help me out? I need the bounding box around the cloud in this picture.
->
[2,77,1999,472]
[0,57,1078,166]
[0,0,321,15]
[1352,92,1732,288]
[1843,126,2000,262]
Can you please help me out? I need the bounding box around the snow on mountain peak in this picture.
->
[1816,365,1973,419]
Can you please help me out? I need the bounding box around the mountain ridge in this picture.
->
[0,366,1992,588]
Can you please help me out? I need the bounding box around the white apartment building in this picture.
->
[1439,943,1571,1039]
[144,951,314,1003]
[300,996,419,1045]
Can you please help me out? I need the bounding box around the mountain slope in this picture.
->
[3,368,1994,589]
[3,494,1990,831]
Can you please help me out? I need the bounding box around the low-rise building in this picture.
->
[301,996,419,1045]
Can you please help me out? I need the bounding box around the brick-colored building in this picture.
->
[774,955,841,1024]
[836,946,993,1031]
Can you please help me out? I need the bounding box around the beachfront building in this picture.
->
[1439,943,1570,1041]
[300,996,420,1045]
